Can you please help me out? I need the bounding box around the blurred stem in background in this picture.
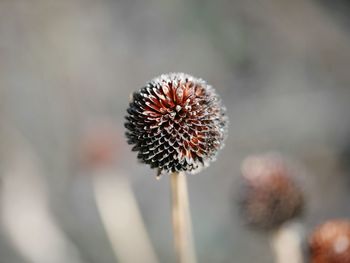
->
[270,222,305,263]
[92,168,159,263]
[80,122,159,263]
[0,127,84,263]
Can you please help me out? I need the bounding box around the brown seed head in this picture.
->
[309,220,350,263]
[125,73,227,175]
[238,153,304,231]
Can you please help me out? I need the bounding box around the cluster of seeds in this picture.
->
[125,73,227,175]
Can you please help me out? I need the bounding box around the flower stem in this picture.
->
[170,172,197,263]
[270,222,305,263]
[93,169,159,263]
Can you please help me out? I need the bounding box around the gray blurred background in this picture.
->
[1,0,350,262]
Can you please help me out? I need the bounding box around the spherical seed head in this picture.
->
[309,220,350,263]
[238,153,304,231]
[125,73,228,175]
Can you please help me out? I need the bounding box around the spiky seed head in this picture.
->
[309,220,350,263]
[125,73,228,175]
[238,153,304,231]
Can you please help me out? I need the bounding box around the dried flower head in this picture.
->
[238,153,304,231]
[309,220,350,263]
[125,73,227,175]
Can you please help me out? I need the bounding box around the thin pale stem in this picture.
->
[170,172,197,263]
[93,169,159,263]
[270,222,305,263]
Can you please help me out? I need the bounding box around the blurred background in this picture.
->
[1,0,350,262]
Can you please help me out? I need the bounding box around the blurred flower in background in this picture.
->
[308,220,350,263]
[238,153,304,231]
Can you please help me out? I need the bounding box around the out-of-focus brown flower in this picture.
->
[238,153,304,231]
[309,220,350,263]
[125,73,228,175]
[80,123,121,168]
